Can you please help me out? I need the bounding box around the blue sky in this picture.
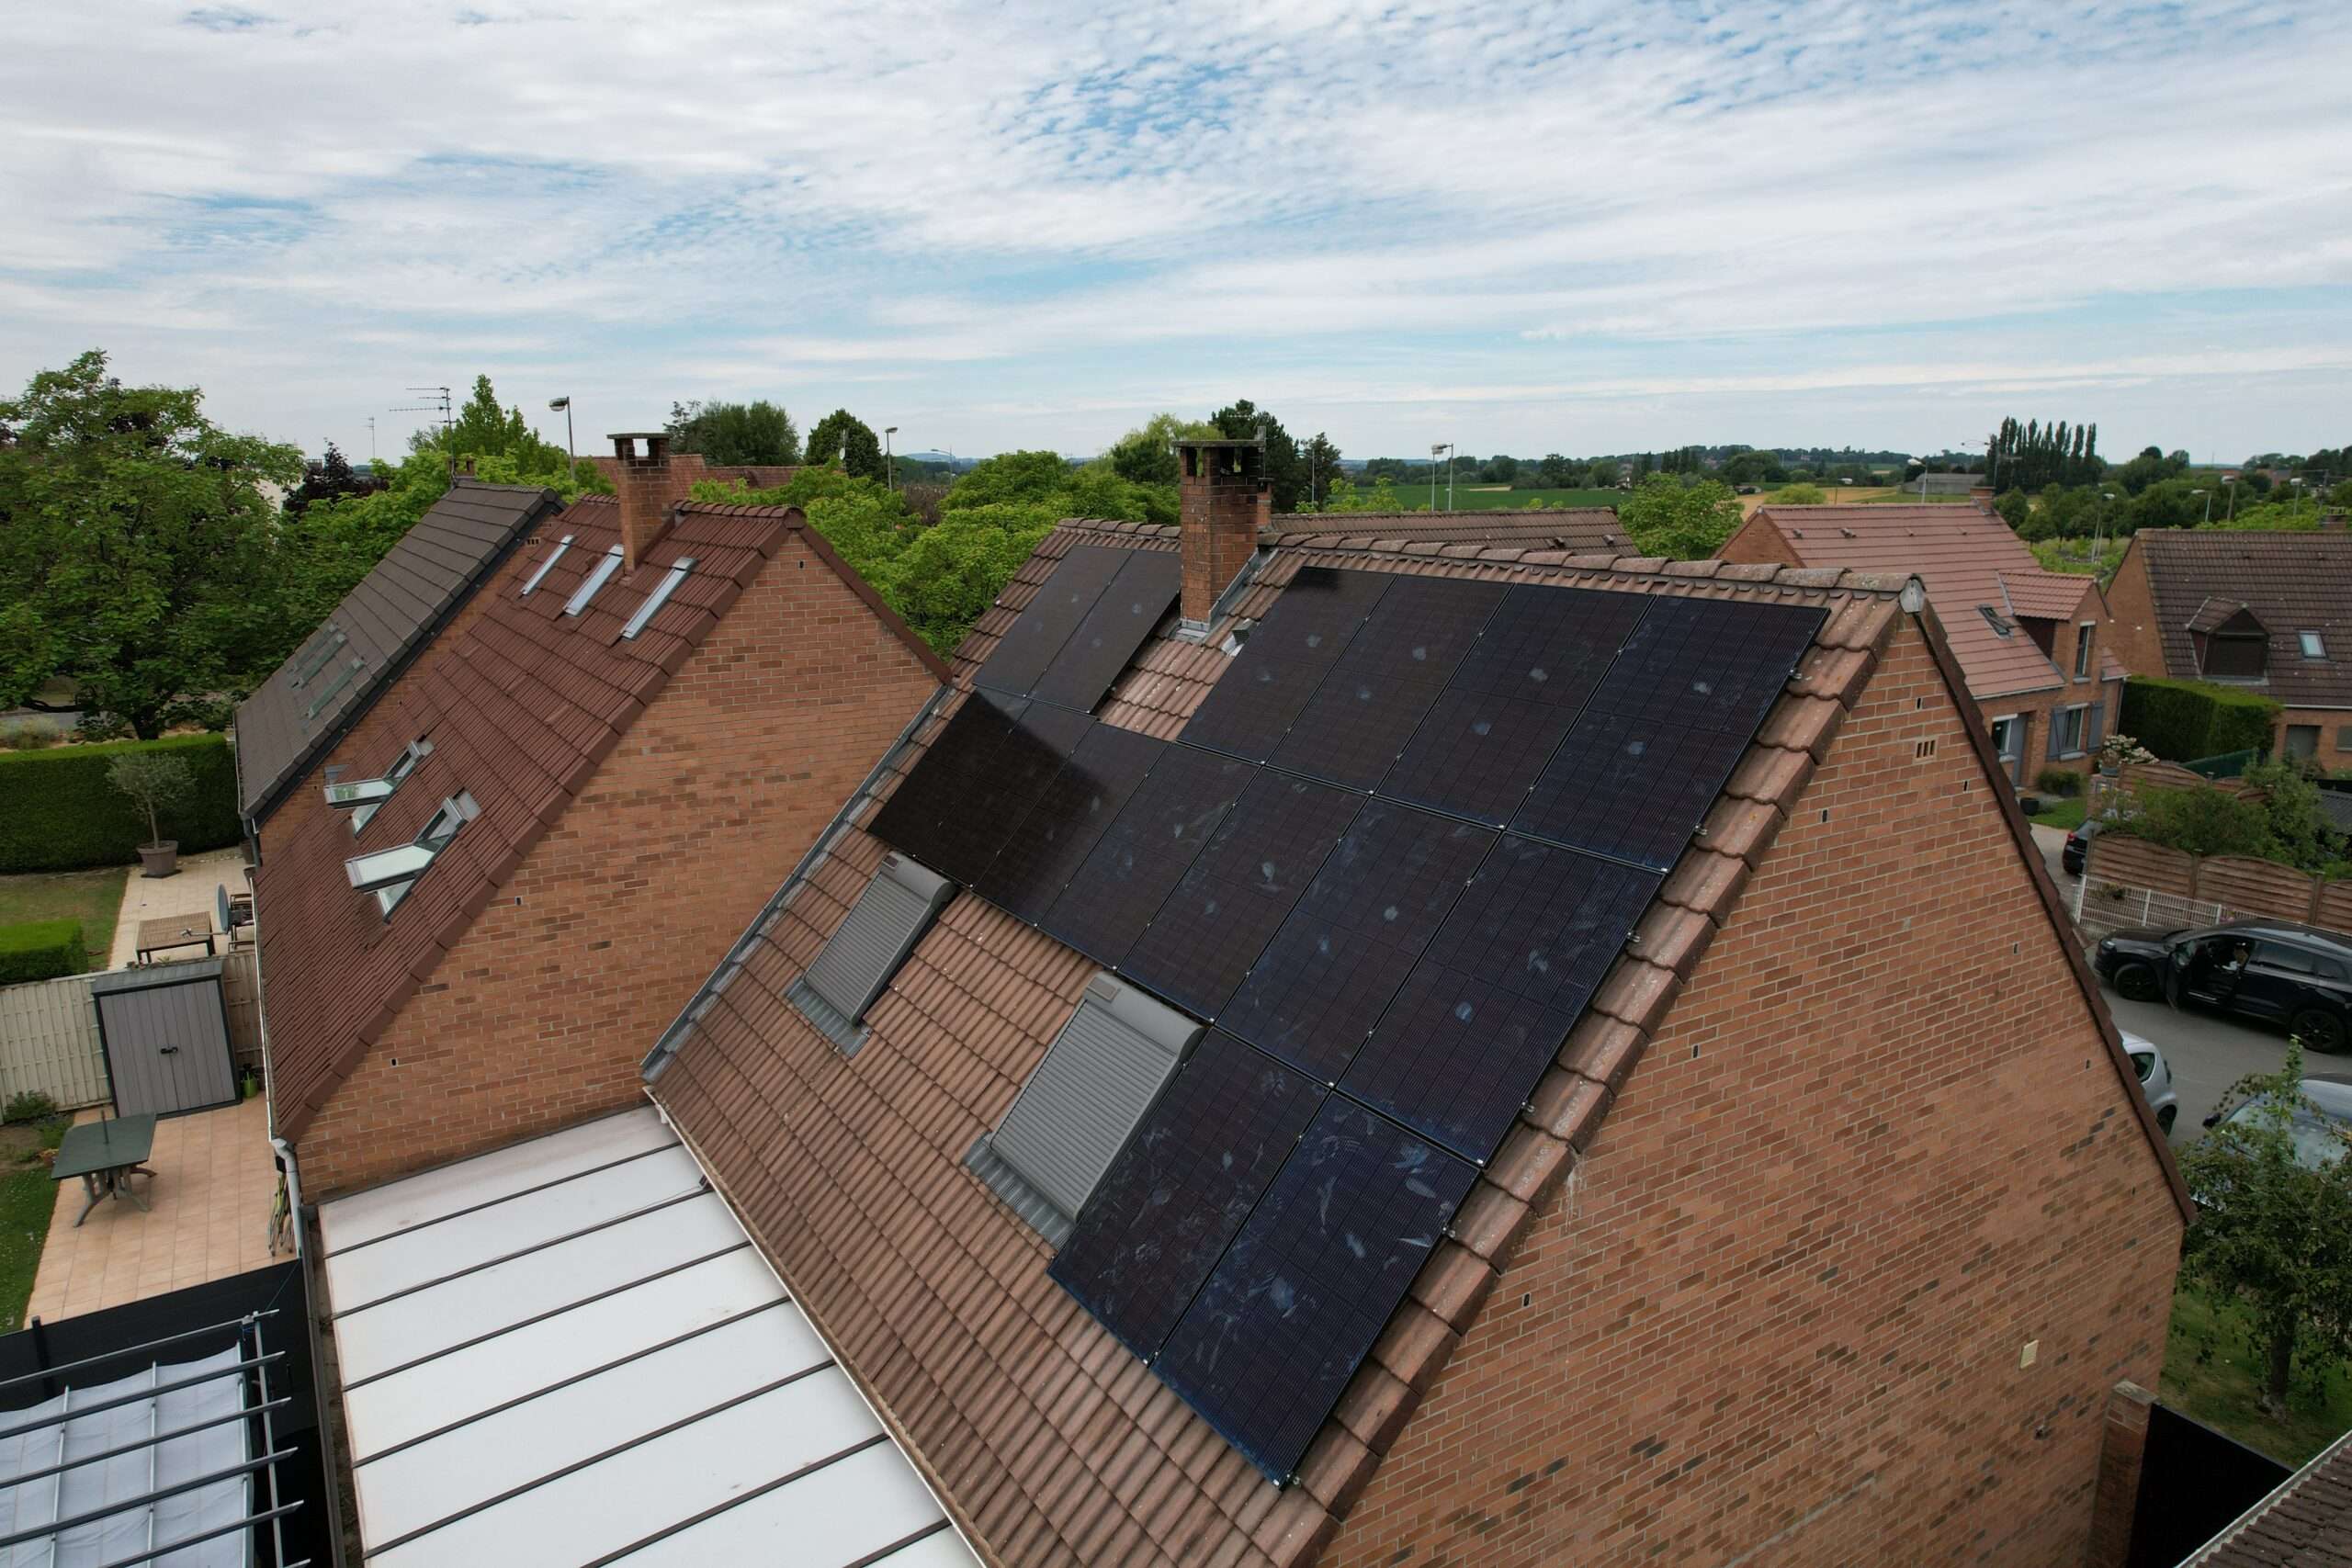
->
[2,0,2346,464]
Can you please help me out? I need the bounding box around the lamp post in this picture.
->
[1430,444,1444,512]
[2194,488,2211,525]
[885,426,898,490]
[548,397,574,487]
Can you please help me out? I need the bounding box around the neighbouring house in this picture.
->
[637,439,2187,1566]
[1723,504,2126,786]
[243,432,945,1199]
[233,478,564,833]
[583,451,801,491]
[2105,526,2352,763]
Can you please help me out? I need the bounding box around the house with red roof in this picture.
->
[633,443,2186,1565]
[242,433,944,1198]
[1722,504,2125,785]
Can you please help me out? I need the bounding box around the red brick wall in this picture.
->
[1180,448,1269,624]
[2104,541,2165,679]
[1325,625,2182,1568]
[292,532,939,1196]
[1716,514,1804,569]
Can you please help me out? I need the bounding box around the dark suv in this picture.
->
[2094,919,2352,1052]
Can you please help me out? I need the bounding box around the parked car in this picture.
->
[2199,1074,2352,1167]
[2092,919,2352,1053]
[2121,1029,2178,1134]
[2061,817,2108,876]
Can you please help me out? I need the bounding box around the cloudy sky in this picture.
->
[4,1,2347,465]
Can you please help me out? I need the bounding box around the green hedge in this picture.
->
[2120,677,2281,763]
[0,920,83,985]
[0,735,242,874]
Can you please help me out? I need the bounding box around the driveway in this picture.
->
[2035,821,2300,1143]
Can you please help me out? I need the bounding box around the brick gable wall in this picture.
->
[290,532,939,1197]
[1322,624,2181,1567]
[2104,540,2167,681]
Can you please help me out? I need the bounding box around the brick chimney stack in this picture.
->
[1176,437,1270,633]
[608,432,707,571]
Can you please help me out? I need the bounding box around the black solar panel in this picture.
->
[1029,550,1182,713]
[1340,837,1660,1158]
[1380,583,1649,824]
[918,702,1095,885]
[1217,804,1492,1082]
[1512,596,1823,869]
[1049,1031,1319,1361]
[975,723,1165,924]
[1268,577,1507,790]
[1178,568,1390,761]
[1040,747,1255,968]
[975,545,1131,698]
[1156,1100,1476,1481]
[1120,773,1361,1020]
[865,692,1028,871]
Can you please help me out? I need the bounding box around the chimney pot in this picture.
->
[607,431,703,571]
[1175,437,1270,633]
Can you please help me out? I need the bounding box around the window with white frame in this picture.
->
[2301,630,2328,660]
[519,534,574,597]
[1988,715,2020,762]
[325,738,434,833]
[345,791,478,917]
[2075,621,2096,680]
[563,546,624,616]
[2052,704,2090,757]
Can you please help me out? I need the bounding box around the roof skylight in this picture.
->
[620,557,695,640]
[344,790,478,917]
[302,656,363,721]
[290,625,348,688]
[327,738,433,833]
[519,534,574,597]
[563,546,623,616]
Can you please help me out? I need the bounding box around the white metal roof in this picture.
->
[319,1108,974,1567]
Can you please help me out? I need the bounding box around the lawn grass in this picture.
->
[0,865,127,973]
[0,1164,56,1333]
[2163,1281,2352,1469]
[2029,795,2089,832]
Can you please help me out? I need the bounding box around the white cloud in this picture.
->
[0,0,2345,460]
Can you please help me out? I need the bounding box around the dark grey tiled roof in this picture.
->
[232,480,560,824]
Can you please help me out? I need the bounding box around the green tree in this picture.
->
[105,750,195,851]
[284,442,385,519]
[1616,474,1745,559]
[667,399,798,465]
[1103,412,1216,488]
[2181,1043,2352,1413]
[1210,399,1305,513]
[0,351,302,737]
[1767,482,1826,505]
[804,410,885,480]
[1538,453,1575,487]
[1302,434,1345,508]
[1994,488,2031,530]
[1721,450,1787,486]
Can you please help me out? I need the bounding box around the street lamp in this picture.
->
[1430,444,1444,512]
[548,397,574,487]
[2193,488,2211,525]
[885,426,898,491]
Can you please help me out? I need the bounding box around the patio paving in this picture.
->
[24,1096,281,1323]
[105,844,249,969]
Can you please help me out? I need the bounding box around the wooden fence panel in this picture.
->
[2201,856,2323,923]
[2087,836,2199,898]
[0,974,110,1110]
[220,948,262,1075]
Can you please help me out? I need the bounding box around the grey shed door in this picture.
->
[96,976,237,1117]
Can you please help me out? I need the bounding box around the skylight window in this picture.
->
[326,739,433,833]
[788,852,955,1052]
[344,791,478,917]
[290,626,347,688]
[563,546,624,616]
[620,558,696,640]
[302,657,363,721]
[1978,605,2014,638]
[519,535,574,597]
[2302,630,2328,660]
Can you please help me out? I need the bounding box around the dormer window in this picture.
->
[2203,634,2267,680]
[345,791,478,918]
[563,546,624,616]
[2302,631,2328,660]
[324,739,434,834]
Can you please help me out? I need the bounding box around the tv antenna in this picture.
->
[364,416,378,466]
[393,385,455,478]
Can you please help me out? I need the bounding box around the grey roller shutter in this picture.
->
[800,852,955,1023]
[985,975,1203,1225]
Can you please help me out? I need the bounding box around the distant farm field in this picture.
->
[1385,487,1625,511]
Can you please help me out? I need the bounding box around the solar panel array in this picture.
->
[872,556,1824,1481]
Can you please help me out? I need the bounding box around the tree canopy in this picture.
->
[804,409,885,481]
[1102,412,1216,488]
[0,351,302,737]
[667,399,799,466]
[1615,474,1746,559]
[284,442,385,519]
[1211,399,1305,513]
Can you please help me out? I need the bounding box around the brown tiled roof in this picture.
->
[1267,509,1624,552]
[645,526,1949,1567]
[2132,529,2352,705]
[2188,1427,2352,1564]
[2000,568,2101,621]
[1742,505,2081,699]
[233,480,560,824]
[254,496,936,1138]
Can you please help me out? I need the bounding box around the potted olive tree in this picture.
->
[107,750,197,878]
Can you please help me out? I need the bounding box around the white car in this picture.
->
[2123,1029,2178,1134]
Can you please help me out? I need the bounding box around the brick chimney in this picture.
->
[608,432,707,571]
[1176,437,1270,634]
